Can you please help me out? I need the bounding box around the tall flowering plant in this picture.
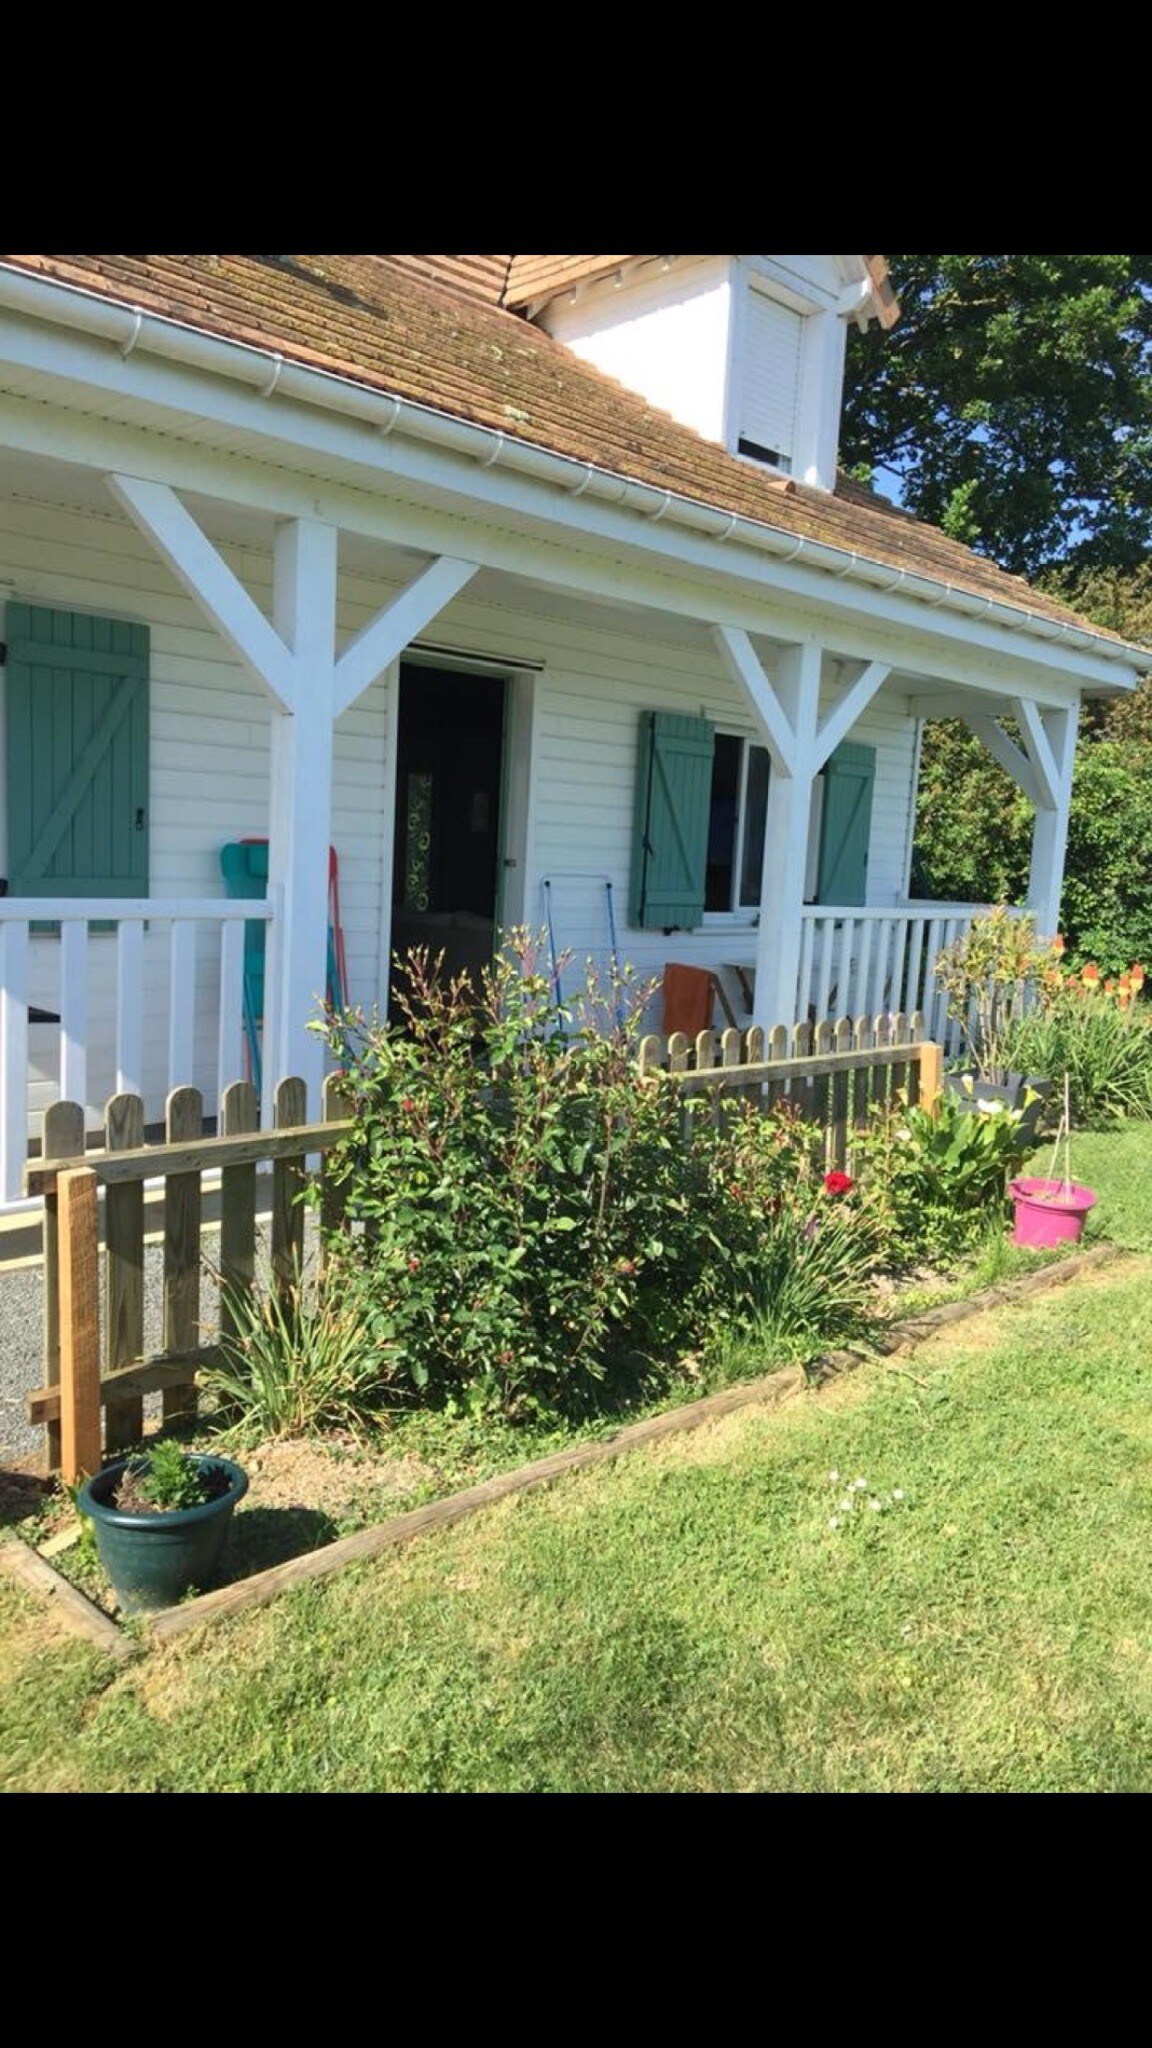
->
[934,905,1061,1081]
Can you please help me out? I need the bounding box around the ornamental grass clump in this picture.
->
[1002,957,1152,1125]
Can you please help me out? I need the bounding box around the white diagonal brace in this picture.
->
[713,625,797,774]
[108,474,298,711]
[965,713,1040,806]
[334,556,480,718]
[1013,697,1060,811]
[814,659,890,770]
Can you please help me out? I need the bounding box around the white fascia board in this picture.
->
[0,373,1122,713]
[0,290,1142,700]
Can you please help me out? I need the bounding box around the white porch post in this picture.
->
[107,472,481,1119]
[1022,702,1079,942]
[267,519,338,1107]
[753,642,822,1027]
[714,629,824,1028]
[963,698,1079,943]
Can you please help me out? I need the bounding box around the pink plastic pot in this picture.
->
[1009,1177,1097,1248]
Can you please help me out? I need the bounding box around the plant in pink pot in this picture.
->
[1009,1075,1098,1248]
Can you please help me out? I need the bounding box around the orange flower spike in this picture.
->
[1051,934,1066,957]
[1082,963,1100,986]
[1131,964,1146,990]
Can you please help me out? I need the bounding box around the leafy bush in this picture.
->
[1002,960,1152,1126]
[860,1086,1032,1264]
[312,937,890,1421]
[206,1261,397,1440]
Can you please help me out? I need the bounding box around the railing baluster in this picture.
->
[0,920,30,1204]
[797,915,816,1024]
[856,919,874,1027]
[59,918,88,1111]
[115,918,144,1098]
[217,916,247,1111]
[815,917,835,1022]
[168,920,198,1093]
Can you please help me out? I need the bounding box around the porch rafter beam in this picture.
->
[712,624,799,775]
[333,556,479,718]
[1013,696,1060,811]
[964,712,1040,806]
[107,474,298,712]
[814,658,890,770]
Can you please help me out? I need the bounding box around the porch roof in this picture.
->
[0,253,1145,675]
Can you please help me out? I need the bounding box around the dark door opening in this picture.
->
[390,663,506,1014]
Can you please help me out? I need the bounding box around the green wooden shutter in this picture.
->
[817,741,875,906]
[630,710,714,930]
[5,603,149,898]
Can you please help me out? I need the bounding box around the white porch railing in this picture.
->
[798,903,1001,1054]
[0,896,275,1204]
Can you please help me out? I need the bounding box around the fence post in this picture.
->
[273,1076,308,1302]
[104,1092,146,1453]
[918,1040,944,1115]
[41,1100,87,1474]
[58,1167,102,1485]
[164,1085,203,1424]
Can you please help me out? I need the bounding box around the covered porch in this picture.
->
[0,444,1096,1209]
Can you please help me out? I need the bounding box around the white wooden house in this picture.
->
[0,252,1145,1204]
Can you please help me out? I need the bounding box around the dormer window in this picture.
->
[737,285,804,477]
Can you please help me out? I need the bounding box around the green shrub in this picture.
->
[311,937,891,1421]
[860,1087,1032,1265]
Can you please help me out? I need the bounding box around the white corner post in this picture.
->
[1021,700,1079,942]
[963,699,1079,943]
[715,628,825,1028]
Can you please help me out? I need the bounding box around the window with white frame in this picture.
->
[704,734,825,914]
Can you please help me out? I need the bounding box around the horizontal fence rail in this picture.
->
[0,896,276,1205]
[639,1013,943,1173]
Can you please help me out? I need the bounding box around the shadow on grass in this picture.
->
[226,1505,340,1579]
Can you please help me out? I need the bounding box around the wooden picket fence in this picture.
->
[27,1014,943,1482]
[24,1075,354,1483]
[638,1011,942,1170]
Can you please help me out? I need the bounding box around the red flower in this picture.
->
[408,1256,420,1272]
[824,1171,854,1197]
[400,1097,415,1112]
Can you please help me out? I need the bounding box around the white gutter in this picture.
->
[0,261,1144,677]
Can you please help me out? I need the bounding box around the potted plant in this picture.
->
[1009,1075,1097,1248]
[77,1438,248,1613]
[935,906,1055,1136]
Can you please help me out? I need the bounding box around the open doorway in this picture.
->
[390,662,508,1014]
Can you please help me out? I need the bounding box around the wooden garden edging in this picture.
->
[26,1074,353,1481]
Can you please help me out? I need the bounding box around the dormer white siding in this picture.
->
[537,254,876,494]
[539,257,733,444]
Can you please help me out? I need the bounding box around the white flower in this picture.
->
[892,1488,905,1501]
[895,1126,911,1141]
[976,1097,1001,1115]
[855,1476,867,1491]
[839,1497,854,1513]
[828,1516,841,1531]
[869,1497,882,1512]
[829,1469,840,1484]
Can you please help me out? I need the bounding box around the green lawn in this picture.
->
[3,1125,1150,1793]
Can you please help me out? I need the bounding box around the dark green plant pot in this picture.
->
[78,1454,249,1613]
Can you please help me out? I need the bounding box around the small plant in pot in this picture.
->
[935,906,1056,1136]
[77,1437,248,1613]
[1009,1075,1098,1249]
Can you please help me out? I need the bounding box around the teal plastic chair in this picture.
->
[220,841,269,1092]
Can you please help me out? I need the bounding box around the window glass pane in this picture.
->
[739,745,771,906]
[404,770,433,911]
[706,734,741,912]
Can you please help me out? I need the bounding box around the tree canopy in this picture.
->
[842,255,1152,580]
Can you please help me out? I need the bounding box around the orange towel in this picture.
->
[662,963,715,1038]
